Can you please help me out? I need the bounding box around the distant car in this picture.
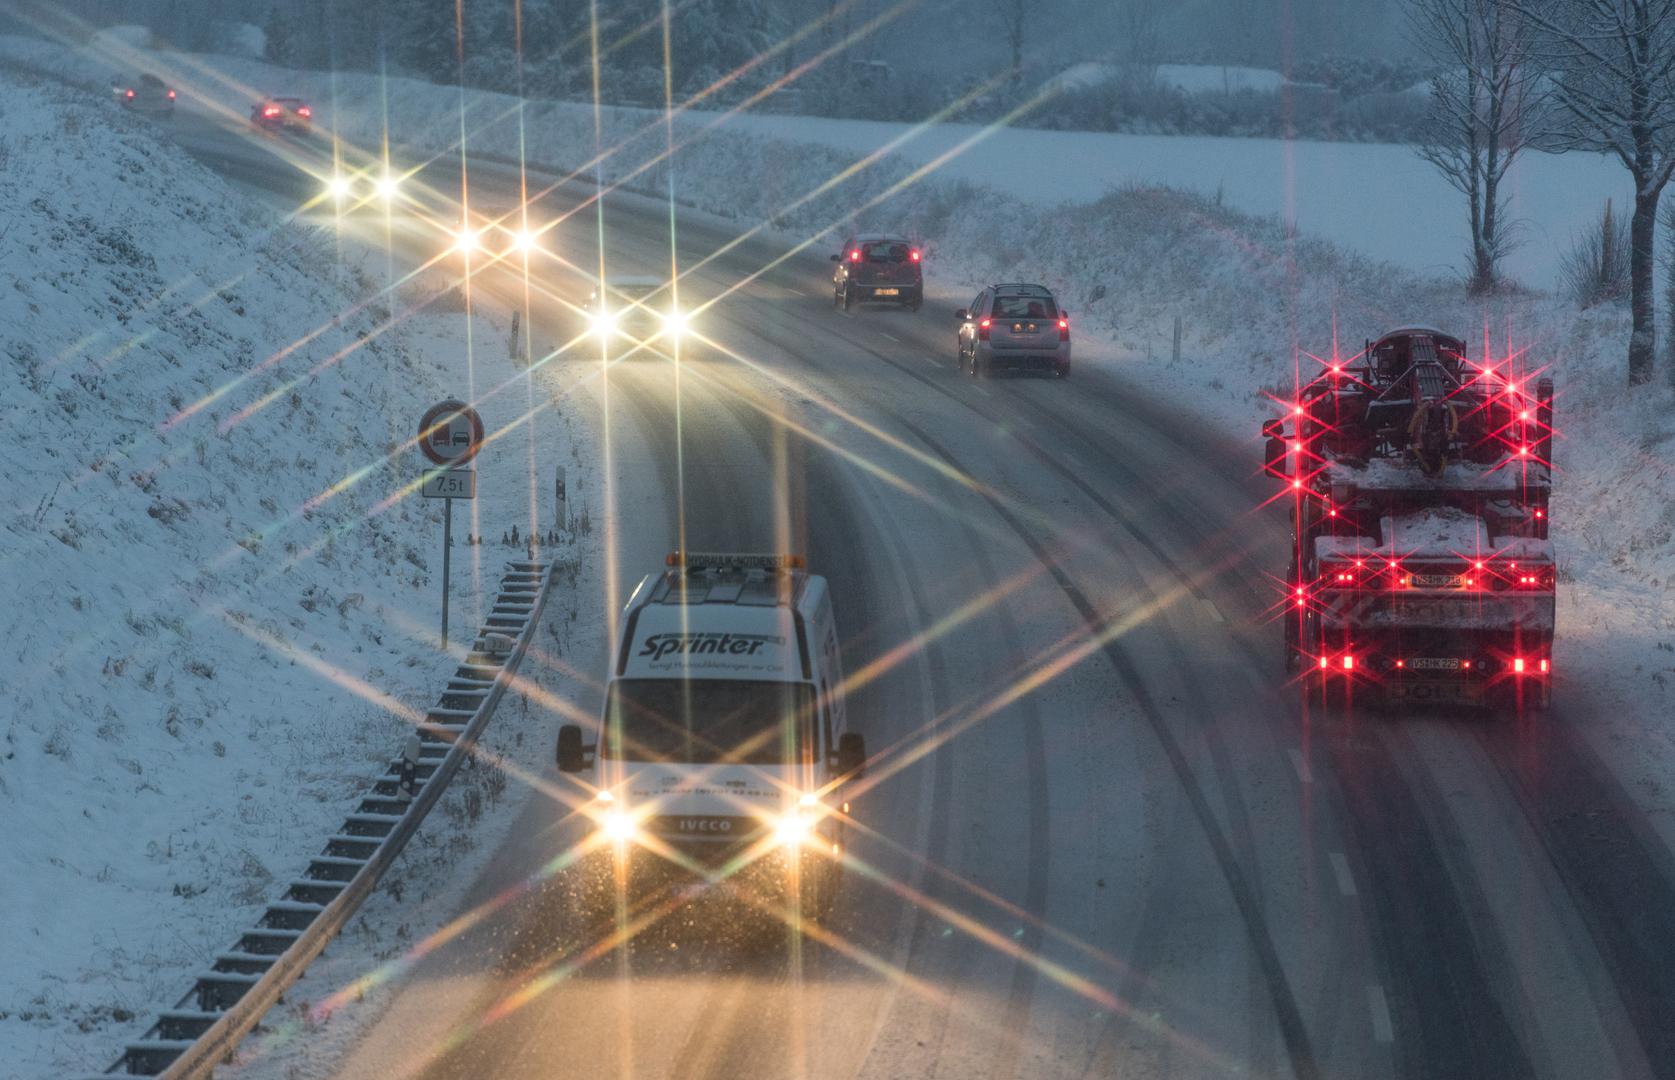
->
[585,276,689,349]
[114,73,175,116]
[830,233,922,311]
[955,283,1071,379]
[251,97,312,132]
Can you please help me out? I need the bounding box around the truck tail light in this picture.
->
[1342,655,1355,671]
[1539,659,1549,674]
[1513,657,1526,674]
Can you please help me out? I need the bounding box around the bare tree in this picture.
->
[1411,0,1545,294]
[1515,0,1675,384]
[1123,0,1165,79]
[993,0,1025,87]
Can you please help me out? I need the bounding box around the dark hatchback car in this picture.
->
[113,73,175,115]
[831,233,923,311]
[251,97,313,133]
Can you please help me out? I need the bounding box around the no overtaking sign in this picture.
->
[418,399,484,467]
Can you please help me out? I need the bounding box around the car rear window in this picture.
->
[991,295,1057,319]
[140,75,164,88]
[863,242,911,263]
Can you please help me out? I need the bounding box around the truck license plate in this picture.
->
[1411,574,1460,588]
[1408,657,1460,671]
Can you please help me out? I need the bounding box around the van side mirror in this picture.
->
[833,732,866,780]
[830,253,841,261]
[954,308,968,321]
[556,724,593,773]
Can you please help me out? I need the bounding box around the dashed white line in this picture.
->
[1366,984,1394,1043]
[785,287,807,297]
[971,384,992,397]
[1329,852,1358,897]
[922,355,941,367]
[1287,747,1313,784]
[881,332,903,343]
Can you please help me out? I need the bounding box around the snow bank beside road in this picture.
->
[0,70,480,1075]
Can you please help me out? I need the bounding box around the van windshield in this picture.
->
[602,679,813,765]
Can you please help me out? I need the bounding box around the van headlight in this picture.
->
[663,310,688,339]
[592,311,617,339]
[773,811,813,847]
[600,807,638,842]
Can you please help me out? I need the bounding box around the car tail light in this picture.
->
[848,249,861,262]
[264,106,280,117]
[125,89,134,98]
[977,318,991,341]
[1058,317,1069,342]
[909,249,921,262]
[298,106,311,117]
[167,89,175,99]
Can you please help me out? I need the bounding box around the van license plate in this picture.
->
[873,288,899,296]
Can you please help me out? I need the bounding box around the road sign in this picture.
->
[421,468,477,500]
[418,399,484,466]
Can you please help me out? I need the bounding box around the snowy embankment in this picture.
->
[0,68,549,1075]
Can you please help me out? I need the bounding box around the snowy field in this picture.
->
[0,67,578,1075]
[0,35,1635,290]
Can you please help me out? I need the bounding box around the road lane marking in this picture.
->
[1287,747,1312,784]
[922,355,940,367]
[882,332,902,343]
[1329,852,1357,897]
[971,384,991,397]
[785,287,806,297]
[1366,985,1394,1043]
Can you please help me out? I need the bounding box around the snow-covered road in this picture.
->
[132,109,1675,1080]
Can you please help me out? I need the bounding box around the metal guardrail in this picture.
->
[93,560,556,1078]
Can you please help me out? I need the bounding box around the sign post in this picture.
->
[418,399,484,649]
[554,465,566,531]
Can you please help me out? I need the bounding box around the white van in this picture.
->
[556,553,865,922]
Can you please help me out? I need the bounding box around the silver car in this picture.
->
[955,284,1071,378]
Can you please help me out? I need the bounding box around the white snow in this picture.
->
[1,33,1672,1077]
[0,68,569,1076]
[1156,63,1287,95]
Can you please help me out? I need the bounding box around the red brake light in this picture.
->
[264,106,280,117]
[298,106,311,117]
[125,89,134,98]
[1342,655,1355,671]
[848,249,861,262]
[1057,317,1069,342]
[167,89,176,99]
[1539,659,1549,674]
[909,249,921,262]
[977,318,991,341]
[1513,657,1526,674]
[1318,657,1329,670]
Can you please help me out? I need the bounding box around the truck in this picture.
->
[1261,326,1556,711]
[555,552,866,932]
